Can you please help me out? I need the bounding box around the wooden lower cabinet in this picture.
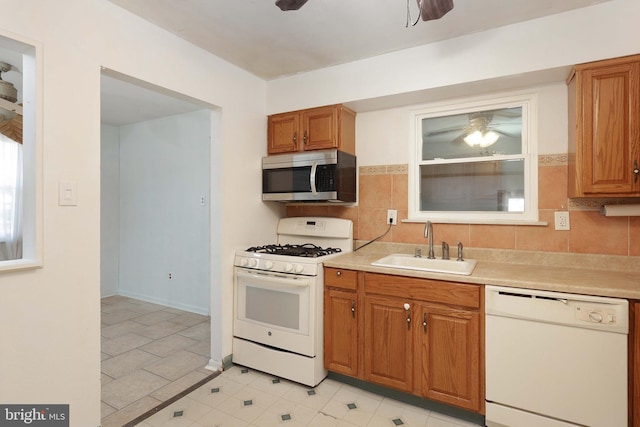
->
[416,303,481,411]
[363,295,413,392]
[324,288,359,376]
[324,268,483,413]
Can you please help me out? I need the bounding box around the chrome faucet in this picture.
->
[456,241,464,261]
[424,221,435,259]
[442,241,449,260]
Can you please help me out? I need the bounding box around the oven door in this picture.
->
[234,267,316,356]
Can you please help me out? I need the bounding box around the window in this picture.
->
[409,93,538,223]
[0,32,41,269]
[0,135,22,260]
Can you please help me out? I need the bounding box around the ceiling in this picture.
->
[107,0,609,80]
[101,0,610,126]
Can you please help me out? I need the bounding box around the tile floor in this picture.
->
[135,365,482,427]
[101,295,213,427]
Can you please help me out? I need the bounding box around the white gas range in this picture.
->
[232,217,353,386]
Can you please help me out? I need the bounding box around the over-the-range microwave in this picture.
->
[262,149,356,203]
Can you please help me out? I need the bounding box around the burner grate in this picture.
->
[246,243,342,258]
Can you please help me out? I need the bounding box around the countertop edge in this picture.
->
[324,250,640,300]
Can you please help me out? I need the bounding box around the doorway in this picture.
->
[99,70,218,425]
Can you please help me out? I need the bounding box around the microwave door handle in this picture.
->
[310,162,318,195]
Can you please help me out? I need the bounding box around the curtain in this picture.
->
[0,134,22,261]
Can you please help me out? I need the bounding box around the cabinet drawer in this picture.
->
[325,268,358,290]
[364,273,480,309]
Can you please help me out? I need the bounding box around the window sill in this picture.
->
[403,218,548,226]
[0,258,43,272]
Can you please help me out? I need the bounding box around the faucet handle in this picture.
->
[414,248,422,258]
[456,241,464,261]
[441,241,449,260]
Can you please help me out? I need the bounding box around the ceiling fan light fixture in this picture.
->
[464,130,499,148]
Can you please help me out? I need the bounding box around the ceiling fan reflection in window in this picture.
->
[427,109,522,148]
[275,0,456,25]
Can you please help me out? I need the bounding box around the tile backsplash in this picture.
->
[286,154,640,257]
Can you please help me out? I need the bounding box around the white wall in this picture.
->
[267,0,640,115]
[101,124,120,297]
[117,110,211,314]
[0,1,273,425]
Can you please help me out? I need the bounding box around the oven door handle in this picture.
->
[236,269,311,288]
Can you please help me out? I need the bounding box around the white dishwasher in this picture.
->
[485,285,628,427]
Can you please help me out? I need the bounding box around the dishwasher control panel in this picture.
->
[575,305,618,325]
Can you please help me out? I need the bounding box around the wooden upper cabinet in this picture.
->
[568,55,640,196]
[267,104,356,155]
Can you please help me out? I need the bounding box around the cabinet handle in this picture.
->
[634,160,639,183]
[351,300,356,318]
[423,313,427,333]
[293,131,297,147]
[303,130,308,145]
[404,303,411,330]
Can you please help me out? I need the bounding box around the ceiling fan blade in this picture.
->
[275,0,309,11]
[419,0,454,21]
[427,125,466,137]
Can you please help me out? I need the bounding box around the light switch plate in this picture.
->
[58,180,77,206]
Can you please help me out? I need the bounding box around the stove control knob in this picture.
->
[248,258,258,268]
[294,264,304,273]
[264,261,274,270]
[284,263,293,272]
[240,258,248,267]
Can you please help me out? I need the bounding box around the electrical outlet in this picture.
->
[554,211,570,230]
[168,272,173,279]
[387,209,398,225]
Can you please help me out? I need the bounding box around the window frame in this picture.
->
[0,31,43,271]
[408,91,539,224]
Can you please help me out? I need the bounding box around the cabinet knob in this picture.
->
[336,270,341,277]
[293,131,297,147]
[351,300,356,318]
[303,130,308,145]
[634,160,639,183]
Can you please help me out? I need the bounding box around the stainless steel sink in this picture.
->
[371,253,477,276]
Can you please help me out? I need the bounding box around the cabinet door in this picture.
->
[268,112,300,154]
[302,105,338,151]
[324,288,358,376]
[417,303,481,411]
[363,295,413,392]
[579,60,640,194]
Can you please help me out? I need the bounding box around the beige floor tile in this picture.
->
[134,310,179,326]
[102,370,170,409]
[177,322,209,341]
[172,312,210,327]
[149,370,213,402]
[101,319,147,338]
[102,348,161,379]
[139,321,189,340]
[145,350,210,381]
[101,396,163,427]
[102,309,143,325]
[102,332,154,356]
[140,334,199,357]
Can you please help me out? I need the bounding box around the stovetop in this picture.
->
[246,243,342,258]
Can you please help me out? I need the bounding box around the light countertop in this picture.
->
[324,242,640,300]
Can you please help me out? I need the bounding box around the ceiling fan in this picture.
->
[427,110,522,148]
[275,0,455,22]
